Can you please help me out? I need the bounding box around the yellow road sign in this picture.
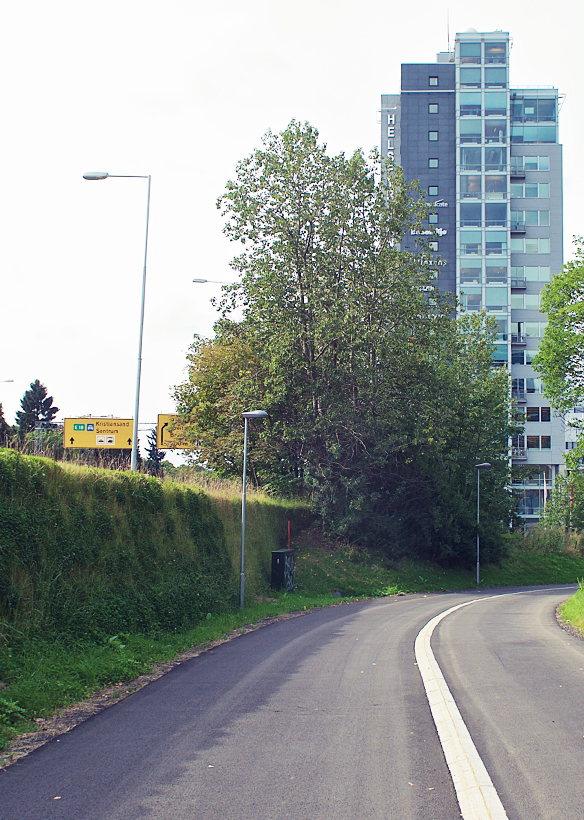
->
[157,414,191,449]
[64,418,133,449]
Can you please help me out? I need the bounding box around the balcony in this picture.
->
[511,277,527,289]
[511,334,526,345]
[510,162,526,178]
[512,389,527,402]
[510,221,526,233]
[512,448,527,459]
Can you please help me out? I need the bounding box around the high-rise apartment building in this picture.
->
[381,30,564,525]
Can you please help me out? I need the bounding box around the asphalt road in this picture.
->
[0,586,580,820]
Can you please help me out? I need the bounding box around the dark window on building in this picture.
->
[541,408,551,422]
[526,407,540,422]
[460,203,481,226]
[512,350,525,365]
[485,42,506,63]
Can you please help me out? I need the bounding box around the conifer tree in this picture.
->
[16,380,59,437]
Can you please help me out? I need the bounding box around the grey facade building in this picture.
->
[381,30,564,524]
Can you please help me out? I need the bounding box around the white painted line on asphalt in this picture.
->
[414,586,577,820]
[415,599,508,819]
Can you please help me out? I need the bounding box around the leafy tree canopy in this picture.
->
[175,121,516,565]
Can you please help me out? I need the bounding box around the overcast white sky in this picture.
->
[1,0,583,460]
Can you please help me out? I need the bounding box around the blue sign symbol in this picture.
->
[88,424,95,431]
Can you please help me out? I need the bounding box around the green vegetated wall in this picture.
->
[0,450,308,641]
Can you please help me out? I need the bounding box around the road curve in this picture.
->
[0,586,579,820]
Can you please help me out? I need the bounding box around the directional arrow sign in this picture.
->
[157,414,191,450]
[63,418,133,449]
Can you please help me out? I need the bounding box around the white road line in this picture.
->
[414,587,576,820]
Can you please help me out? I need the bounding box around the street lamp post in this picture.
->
[83,172,151,471]
[475,462,492,586]
[240,410,268,609]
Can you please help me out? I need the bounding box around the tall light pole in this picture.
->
[475,462,492,586]
[240,410,268,609]
[83,172,151,471]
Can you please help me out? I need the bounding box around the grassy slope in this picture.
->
[560,583,584,631]
[2,458,584,755]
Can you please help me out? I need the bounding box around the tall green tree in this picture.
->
[145,428,166,476]
[532,238,584,469]
[15,380,59,437]
[0,403,10,446]
[533,238,584,413]
[176,122,515,565]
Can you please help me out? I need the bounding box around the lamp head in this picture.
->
[242,410,268,420]
[83,172,109,180]
[475,462,492,470]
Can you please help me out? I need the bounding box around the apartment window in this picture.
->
[485,119,507,143]
[485,42,506,63]
[460,42,481,64]
[511,210,550,227]
[512,350,525,365]
[485,231,507,255]
[485,202,507,227]
[485,67,507,87]
[428,213,438,224]
[429,158,439,168]
[461,175,481,197]
[524,156,549,171]
[526,349,536,364]
[460,120,482,143]
[511,293,541,310]
[486,287,507,311]
[460,203,481,226]
[526,407,551,422]
[485,175,507,199]
[461,288,482,311]
[511,125,557,144]
[484,91,507,116]
[514,323,547,342]
[485,146,507,171]
[460,260,482,283]
[460,92,481,116]
[460,146,481,171]
[429,76,438,86]
[511,182,550,199]
[460,68,481,87]
[428,131,438,141]
[526,377,543,392]
[510,237,550,254]
[428,103,439,114]
[486,261,507,283]
[527,435,551,450]
[460,230,481,255]
[428,186,439,196]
